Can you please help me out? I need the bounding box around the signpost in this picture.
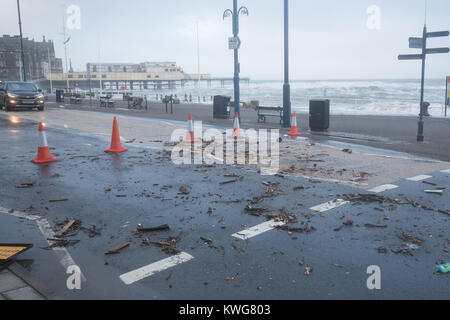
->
[398,25,449,142]
[445,76,450,117]
[223,1,249,120]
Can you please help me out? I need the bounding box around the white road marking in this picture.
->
[232,220,286,240]
[0,206,40,221]
[205,154,224,164]
[441,169,450,174]
[406,175,432,182]
[310,199,349,213]
[119,252,194,285]
[0,205,85,281]
[297,175,367,187]
[35,219,86,282]
[368,184,399,193]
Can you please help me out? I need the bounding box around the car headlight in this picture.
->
[7,93,17,98]
[37,94,44,99]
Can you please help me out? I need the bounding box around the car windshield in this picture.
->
[8,82,38,92]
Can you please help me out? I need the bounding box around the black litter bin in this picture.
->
[213,95,231,119]
[309,99,330,131]
[56,89,65,102]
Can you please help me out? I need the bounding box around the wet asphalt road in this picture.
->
[0,116,449,299]
[47,96,450,162]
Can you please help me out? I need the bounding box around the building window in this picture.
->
[78,75,84,79]
[108,66,112,72]
[147,75,151,78]
[102,75,107,79]
[68,74,73,78]
[123,66,127,72]
[91,75,97,78]
[93,65,97,72]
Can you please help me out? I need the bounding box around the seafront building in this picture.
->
[0,35,63,81]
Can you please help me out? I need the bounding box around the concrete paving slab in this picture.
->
[0,270,27,293]
[2,286,44,300]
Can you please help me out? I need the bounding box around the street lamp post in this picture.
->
[282,0,291,127]
[16,0,26,82]
[223,0,248,120]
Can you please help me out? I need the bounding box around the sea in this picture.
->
[102,78,449,117]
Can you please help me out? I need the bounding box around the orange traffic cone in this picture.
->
[232,112,241,137]
[287,112,301,136]
[105,117,128,153]
[183,113,200,143]
[31,122,58,164]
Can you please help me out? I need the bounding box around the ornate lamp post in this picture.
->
[223,0,248,119]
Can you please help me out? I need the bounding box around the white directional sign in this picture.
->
[409,37,423,49]
[426,31,450,38]
[228,36,241,50]
[398,54,423,60]
[426,47,450,54]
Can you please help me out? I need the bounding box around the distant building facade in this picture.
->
[86,62,183,75]
[43,61,212,90]
[0,35,63,81]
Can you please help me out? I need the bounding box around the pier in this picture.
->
[36,76,251,91]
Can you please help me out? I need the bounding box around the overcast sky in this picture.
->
[1,0,449,80]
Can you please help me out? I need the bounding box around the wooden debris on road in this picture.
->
[244,205,268,214]
[44,239,80,249]
[399,232,423,245]
[16,182,35,188]
[220,176,243,185]
[105,242,130,255]
[364,224,388,229]
[135,224,170,234]
[178,186,190,195]
[54,220,76,238]
[149,236,181,255]
[334,220,354,231]
[276,224,316,234]
[266,207,298,224]
[49,198,69,203]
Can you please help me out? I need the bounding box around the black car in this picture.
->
[0,81,45,112]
